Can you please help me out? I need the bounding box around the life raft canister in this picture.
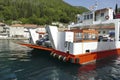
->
[105,15,109,20]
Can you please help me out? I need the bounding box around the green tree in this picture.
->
[0,0,88,25]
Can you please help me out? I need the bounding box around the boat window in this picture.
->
[87,15,89,19]
[98,31,101,34]
[83,33,97,40]
[90,14,93,19]
[73,29,98,42]
[83,33,89,40]
[101,13,104,17]
[91,34,97,40]
[103,31,106,34]
[84,15,87,20]
[74,33,82,42]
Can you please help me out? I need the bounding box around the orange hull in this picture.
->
[52,48,120,64]
[19,43,120,65]
[73,49,120,64]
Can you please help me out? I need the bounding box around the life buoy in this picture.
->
[105,15,109,20]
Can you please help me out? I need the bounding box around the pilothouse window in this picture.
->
[84,14,93,20]
[101,13,104,17]
[87,15,89,19]
[84,15,87,20]
[90,14,93,19]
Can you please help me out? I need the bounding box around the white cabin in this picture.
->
[76,8,114,25]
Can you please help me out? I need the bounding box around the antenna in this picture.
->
[89,0,98,11]
[94,0,98,10]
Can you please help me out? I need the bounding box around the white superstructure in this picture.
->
[45,7,120,55]
[77,8,113,24]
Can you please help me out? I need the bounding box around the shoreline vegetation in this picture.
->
[0,0,88,25]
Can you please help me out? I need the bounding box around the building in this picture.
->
[10,24,25,38]
[0,22,9,38]
[10,24,46,40]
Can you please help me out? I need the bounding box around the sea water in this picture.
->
[0,40,120,80]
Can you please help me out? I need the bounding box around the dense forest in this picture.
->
[0,0,88,25]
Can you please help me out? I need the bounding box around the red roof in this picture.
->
[11,24,43,28]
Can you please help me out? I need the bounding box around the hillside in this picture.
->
[0,0,88,25]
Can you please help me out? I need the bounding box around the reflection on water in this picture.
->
[0,40,120,80]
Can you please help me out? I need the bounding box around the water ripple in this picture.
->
[1,40,120,80]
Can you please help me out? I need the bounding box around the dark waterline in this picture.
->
[0,40,120,80]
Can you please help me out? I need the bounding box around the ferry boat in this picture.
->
[20,6,120,64]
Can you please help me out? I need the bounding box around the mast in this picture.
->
[89,0,98,11]
[94,0,98,11]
